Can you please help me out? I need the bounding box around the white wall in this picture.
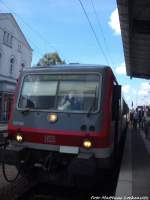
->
[0,14,32,80]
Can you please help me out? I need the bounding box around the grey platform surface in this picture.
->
[116,127,150,198]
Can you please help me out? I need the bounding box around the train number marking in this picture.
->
[44,135,56,144]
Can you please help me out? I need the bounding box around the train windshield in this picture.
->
[18,74,100,113]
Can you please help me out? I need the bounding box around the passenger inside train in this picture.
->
[58,92,82,111]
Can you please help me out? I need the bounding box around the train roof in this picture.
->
[23,64,112,73]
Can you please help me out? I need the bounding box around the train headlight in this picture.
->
[16,134,23,142]
[83,139,92,148]
[48,113,58,123]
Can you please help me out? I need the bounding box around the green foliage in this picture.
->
[36,52,65,67]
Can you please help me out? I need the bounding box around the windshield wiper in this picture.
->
[87,86,97,117]
[21,107,31,114]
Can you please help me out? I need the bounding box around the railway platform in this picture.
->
[116,126,150,198]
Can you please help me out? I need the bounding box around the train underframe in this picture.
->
[0,142,115,185]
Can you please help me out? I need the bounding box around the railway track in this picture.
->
[0,174,37,200]
[15,168,118,200]
[16,183,88,200]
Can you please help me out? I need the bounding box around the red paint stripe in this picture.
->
[8,125,102,136]
[8,125,111,148]
[10,131,111,148]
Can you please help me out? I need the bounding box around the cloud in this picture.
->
[123,82,150,107]
[138,90,149,96]
[122,85,130,94]
[125,95,130,101]
[138,82,150,96]
[115,63,126,75]
[108,8,121,35]
[140,82,150,90]
[132,90,137,95]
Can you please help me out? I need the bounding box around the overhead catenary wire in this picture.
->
[0,4,50,59]
[0,0,68,63]
[90,0,114,67]
[0,25,43,60]
[0,0,56,50]
[77,0,110,66]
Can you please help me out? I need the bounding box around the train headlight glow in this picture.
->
[48,113,58,123]
[83,140,92,148]
[16,134,23,142]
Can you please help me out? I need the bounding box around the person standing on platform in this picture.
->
[133,109,139,129]
[129,110,134,127]
[138,109,144,128]
[144,110,150,139]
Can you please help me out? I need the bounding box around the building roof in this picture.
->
[0,13,32,50]
[117,0,150,79]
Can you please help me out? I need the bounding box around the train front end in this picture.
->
[1,65,120,183]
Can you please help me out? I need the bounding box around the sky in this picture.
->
[0,0,150,108]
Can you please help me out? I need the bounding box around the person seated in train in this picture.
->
[58,92,81,111]
[19,95,35,109]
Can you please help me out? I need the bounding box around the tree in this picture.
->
[36,52,65,67]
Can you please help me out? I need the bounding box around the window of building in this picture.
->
[18,43,22,52]
[0,53,1,63]
[0,53,1,69]
[3,31,7,43]
[10,35,13,47]
[10,57,15,76]
[3,31,13,48]
[21,63,25,71]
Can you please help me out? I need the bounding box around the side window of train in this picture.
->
[112,84,121,120]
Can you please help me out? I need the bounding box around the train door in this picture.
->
[112,84,121,148]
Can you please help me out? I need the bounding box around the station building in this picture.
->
[0,13,32,122]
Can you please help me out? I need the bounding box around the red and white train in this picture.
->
[0,64,128,184]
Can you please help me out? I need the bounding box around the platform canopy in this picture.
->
[117,0,150,79]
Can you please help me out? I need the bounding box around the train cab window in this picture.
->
[57,78,99,112]
[18,75,57,109]
[18,74,101,113]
